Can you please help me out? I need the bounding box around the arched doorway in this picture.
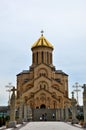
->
[40,104,46,109]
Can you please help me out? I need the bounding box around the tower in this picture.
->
[31,32,53,67]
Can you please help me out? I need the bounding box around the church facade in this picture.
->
[16,33,71,120]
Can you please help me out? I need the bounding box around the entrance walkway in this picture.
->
[0,122,83,130]
[16,122,82,130]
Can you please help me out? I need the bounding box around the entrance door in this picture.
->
[32,109,56,121]
[40,104,46,109]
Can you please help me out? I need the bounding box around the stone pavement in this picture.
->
[0,122,27,130]
[0,122,84,130]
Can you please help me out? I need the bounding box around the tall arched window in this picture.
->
[53,101,56,109]
[32,53,34,63]
[50,53,52,64]
[47,52,49,64]
[40,84,42,89]
[37,52,38,64]
[42,51,44,63]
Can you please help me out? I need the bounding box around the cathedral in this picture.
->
[16,32,71,121]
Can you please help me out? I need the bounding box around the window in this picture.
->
[37,52,38,64]
[42,51,44,63]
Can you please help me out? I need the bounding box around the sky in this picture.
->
[0,0,86,106]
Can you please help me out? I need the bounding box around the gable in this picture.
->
[34,63,52,80]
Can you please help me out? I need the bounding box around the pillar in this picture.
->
[8,87,17,128]
[19,96,24,123]
[60,108,64,121]
[71,91,77,124]
[24,105,27,121]
[56,109,61,121]
[82,84,86,128]
[65,106,69,121]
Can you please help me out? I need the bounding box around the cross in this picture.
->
[82,84,86,91]
[71,91,74,99]
[41,30,44,36]
[6,83,14,99]
[6,83,15,106]
[72,82,81,104]
[11,87,17,96]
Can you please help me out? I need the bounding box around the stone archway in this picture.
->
[40,104,46,109]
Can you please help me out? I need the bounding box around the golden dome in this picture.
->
[31,35,53,50]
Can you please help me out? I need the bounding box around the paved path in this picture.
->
[0,122,83,130]
[15,122,83,130]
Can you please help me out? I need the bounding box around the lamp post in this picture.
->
[72,82,81,105]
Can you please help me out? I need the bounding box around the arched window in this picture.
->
[42,51,44,63]
[47,52,49,64]
[40,104,46,109]
[53,101,56,109]
[40,84,42,89]
[33,53,34,63]
[50,53,52,64]
[37,52,38,64]
[38,68,48,77]
[44,84,46,89]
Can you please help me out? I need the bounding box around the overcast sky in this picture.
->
[0,0,86,106]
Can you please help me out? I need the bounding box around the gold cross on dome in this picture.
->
[41,30,44,36]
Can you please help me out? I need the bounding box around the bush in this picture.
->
[5,115,10,121]
[76,113,84,121]
[0,117,3,127]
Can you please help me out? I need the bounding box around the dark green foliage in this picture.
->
[5,115,10,121]
[76,112,84,121]
[0,116,10,127]
[0,117,3,127]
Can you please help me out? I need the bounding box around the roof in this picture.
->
[55,70,68,76]
[17,70,29,76]
[31,34,53,49]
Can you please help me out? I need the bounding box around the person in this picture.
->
[42,114,44,121]
[40,116,42,121]
[44,113,47,121]
[52,113,55,119]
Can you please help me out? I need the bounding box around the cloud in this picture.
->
[0,0,86,105]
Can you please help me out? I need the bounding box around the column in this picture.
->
[60,108,64,121]
[27,106,32,121]
[24,105,27,122]
[65,106,69,121]
[71,91,77,124]
[65,101,69,121]
[56,109,60,121]
[19,96,24,124]
[8,87,17,128]
[82,84,86,128]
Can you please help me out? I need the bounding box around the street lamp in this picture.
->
[72,82,81,105]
